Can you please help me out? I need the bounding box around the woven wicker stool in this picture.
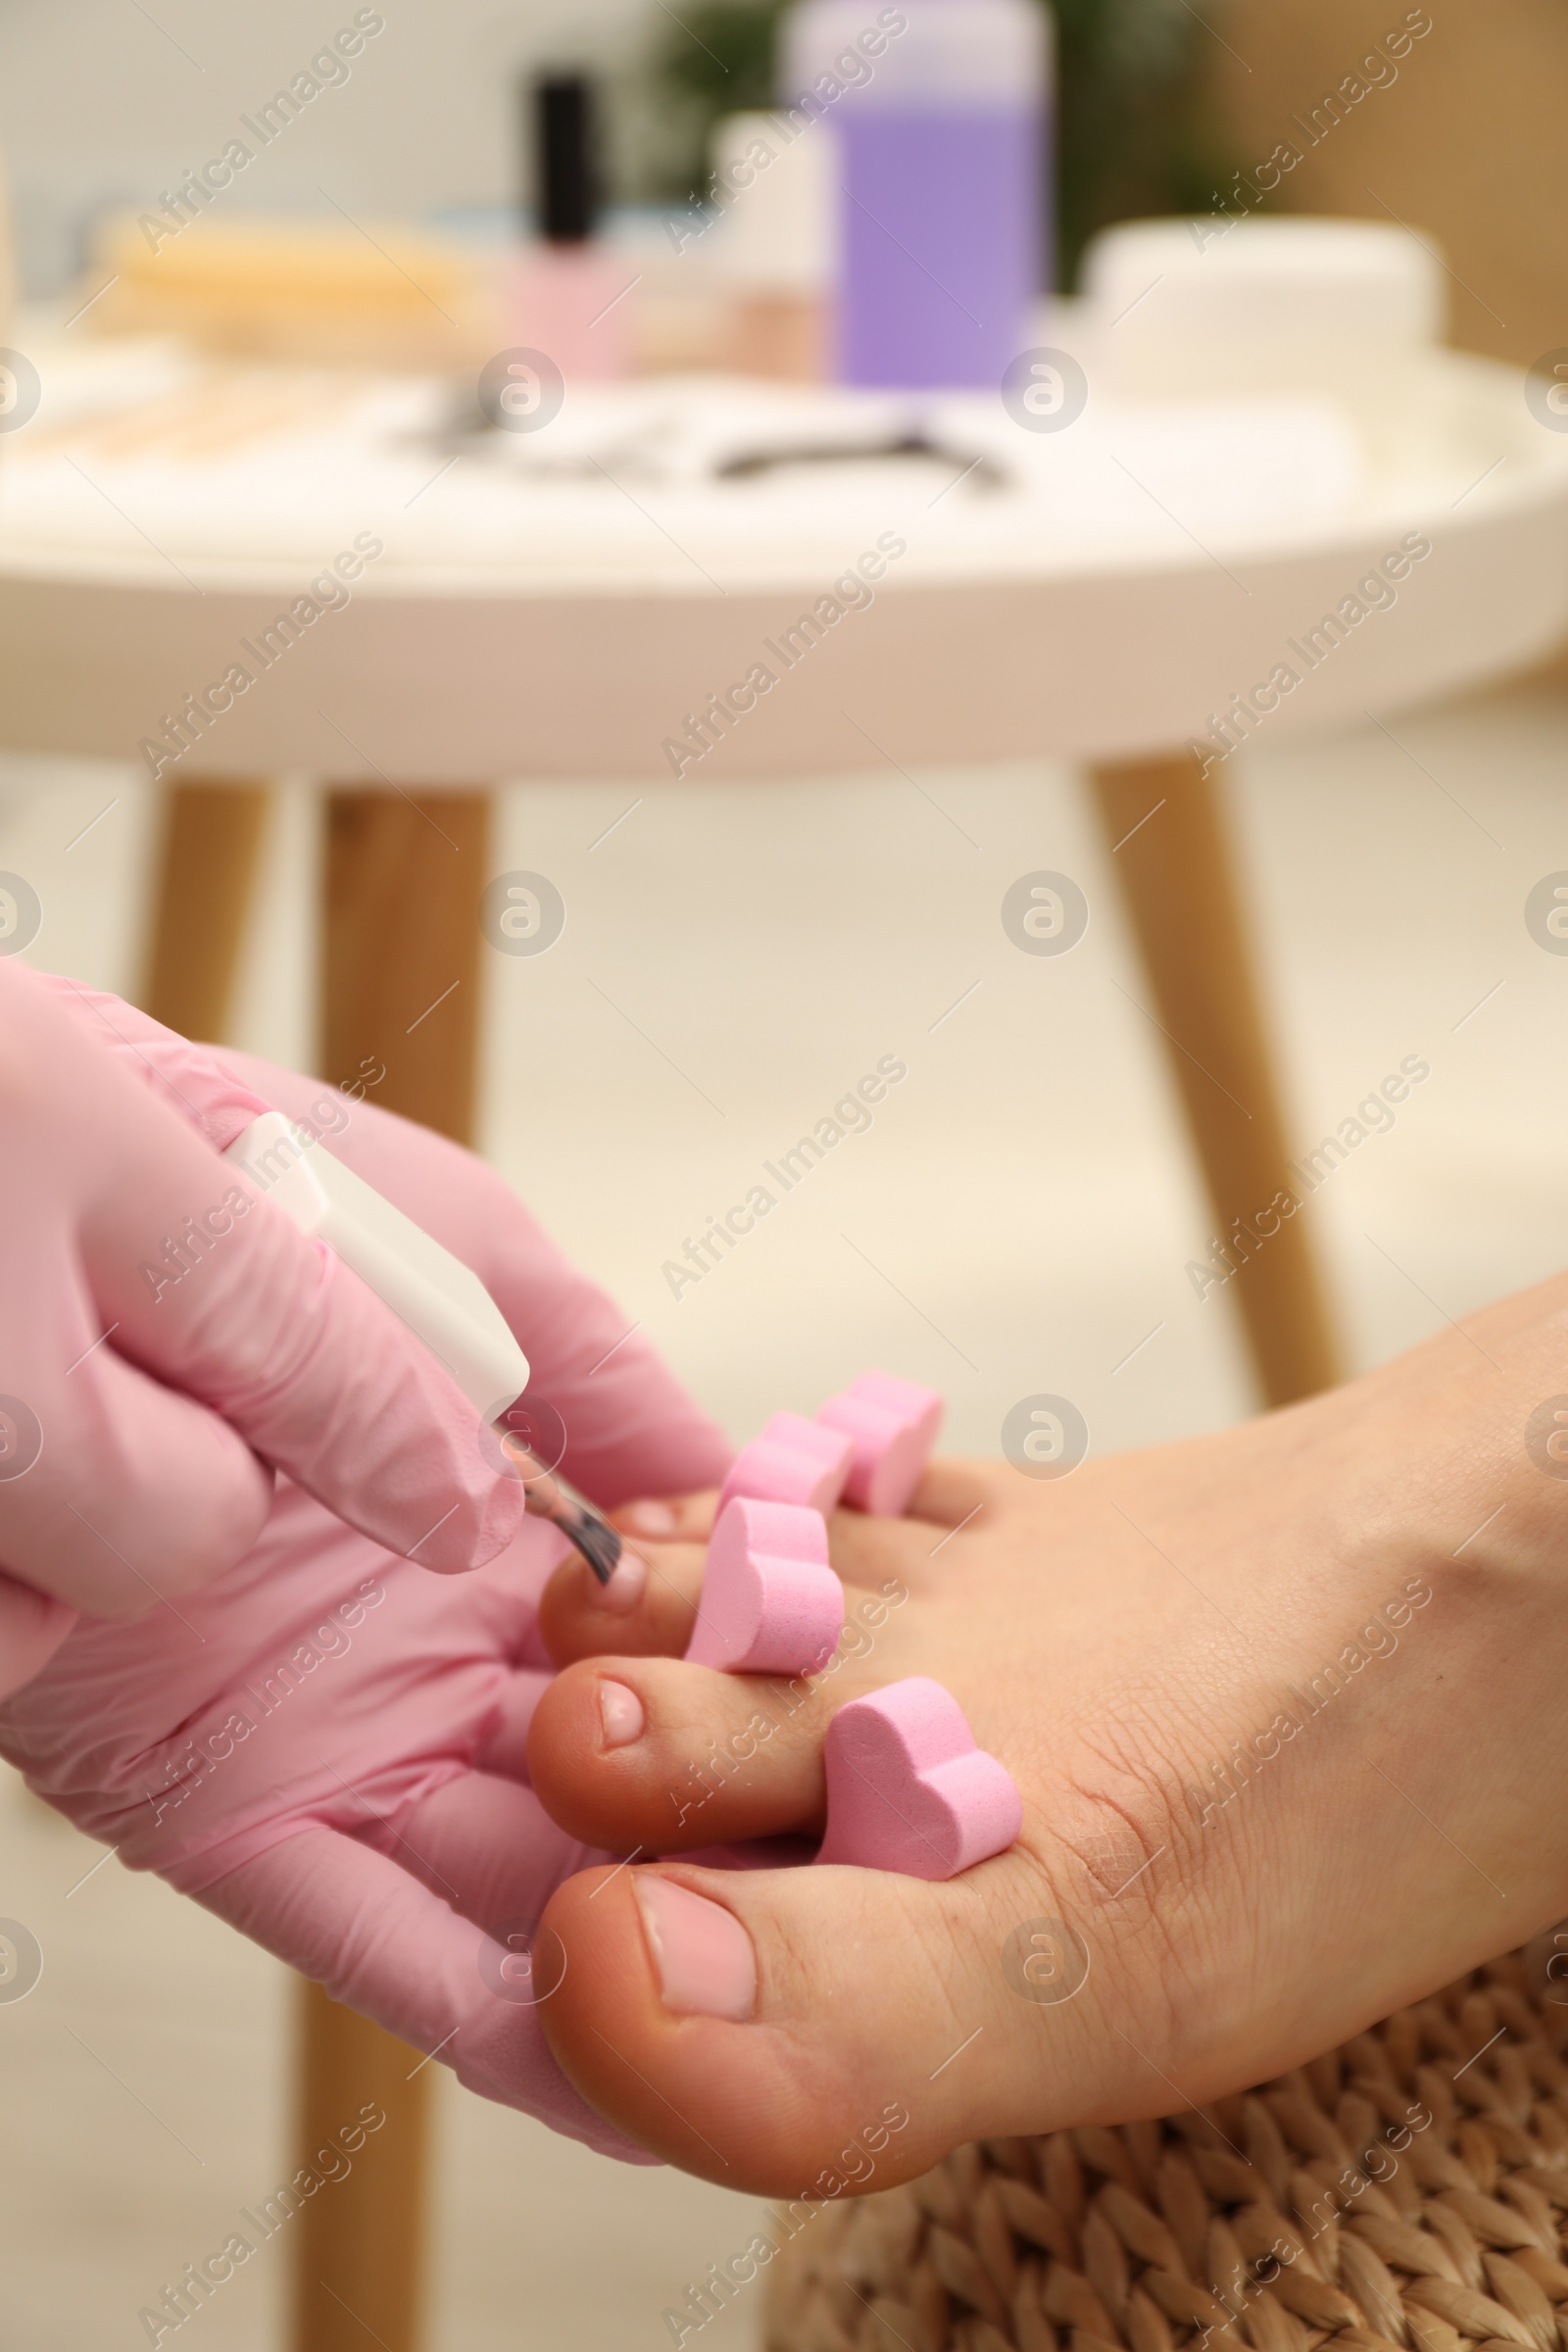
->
[764,1942,1568,2352]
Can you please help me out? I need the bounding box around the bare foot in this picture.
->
[525,1276,1568,2194]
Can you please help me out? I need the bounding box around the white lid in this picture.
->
[1082,216,1445,348]
[779,0,1049,109]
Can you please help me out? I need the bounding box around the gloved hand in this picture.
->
[0,961,534,1694]
[0,978,731,2154]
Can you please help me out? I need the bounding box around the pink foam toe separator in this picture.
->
[685,1495,845,1677]
[814,1677,1021,1880]
[717,1411,854,1515]
[817,1370,945,1515]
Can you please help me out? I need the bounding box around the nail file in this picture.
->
[223,1112,622,1582]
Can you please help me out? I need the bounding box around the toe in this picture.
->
[905,1457,1002,1528]
[526,1655,835,1850]
[612,1488,721,1544]
[539,1844,1116,2195]
[538,1539,707,1665]
[824,1497,989,1598]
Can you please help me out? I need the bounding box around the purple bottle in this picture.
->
[779,0,1050,389]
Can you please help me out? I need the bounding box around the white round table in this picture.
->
[3,330,1565,2352]
[0,343,1561,782]
[4,332,1564,1402]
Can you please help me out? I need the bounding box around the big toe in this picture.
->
[538,1847,1130,2197]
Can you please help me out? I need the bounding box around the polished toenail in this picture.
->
[599,1681,645,1748]
[625,1499,677,1536]
[633,1875,757,2020]
[592,1548,648,1615]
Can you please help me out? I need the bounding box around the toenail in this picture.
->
[633,1875,757,2021]
[600,1680,645,1748]
[592,1547,648,1615]
[625,1499,677,1536]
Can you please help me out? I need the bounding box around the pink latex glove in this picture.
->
[0,961,533,1693]
[0,980,731,2155]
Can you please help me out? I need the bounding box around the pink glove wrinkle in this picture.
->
[1,1484,644,2155]
[0,998,732,2158]
[0,966,542,1679]
[37,971,274,1152]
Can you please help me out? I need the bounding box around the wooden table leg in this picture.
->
[139,779,271,1040]
[291,786,491,2352]
[291,1983,435,2352]
[319,790,491,1142]
[1090,753,1340,1408]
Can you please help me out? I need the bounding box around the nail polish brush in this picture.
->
[223,1110,622,1582]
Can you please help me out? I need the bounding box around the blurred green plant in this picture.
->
[639,0,1248,288]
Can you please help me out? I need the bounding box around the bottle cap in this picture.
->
[532,71,599,242]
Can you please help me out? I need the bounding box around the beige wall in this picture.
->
[1212,0,1567,368]
[0,0,650,297]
